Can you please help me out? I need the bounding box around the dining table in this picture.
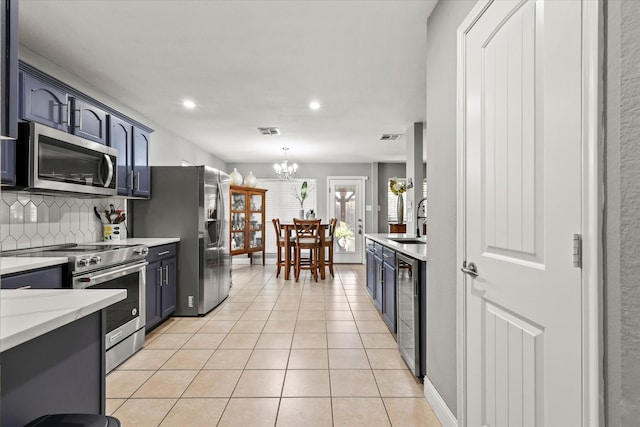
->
[279,222,331,281]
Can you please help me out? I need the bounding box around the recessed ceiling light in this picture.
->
[309,100,321,111]
[183,99,196,109]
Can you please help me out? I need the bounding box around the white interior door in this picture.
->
[328,177,365,264]
[460,1,583,425]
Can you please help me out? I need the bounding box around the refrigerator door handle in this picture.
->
[217,182,225,247]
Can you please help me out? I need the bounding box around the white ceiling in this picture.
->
[18,0,437,164]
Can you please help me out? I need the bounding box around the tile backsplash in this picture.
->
[0,191,126,251]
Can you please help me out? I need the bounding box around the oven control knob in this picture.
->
[77,258,89,267]
[90,256,102,265]
[134,247,149,256]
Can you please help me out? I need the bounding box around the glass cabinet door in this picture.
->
[249,193,263,249]
[232,191,246,211]
[230,191,246,251]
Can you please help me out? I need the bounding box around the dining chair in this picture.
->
[321,217,337,278]
[293,218,321,282]
[272,218,295,278]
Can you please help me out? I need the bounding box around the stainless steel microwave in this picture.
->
[14,121,117,196]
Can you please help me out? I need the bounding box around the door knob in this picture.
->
[460,261,479,277]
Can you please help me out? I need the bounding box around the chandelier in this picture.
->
[274,147,298,180]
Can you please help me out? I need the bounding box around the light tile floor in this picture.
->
[107,263,442,427]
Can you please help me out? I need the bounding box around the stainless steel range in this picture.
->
[6,243,149,372]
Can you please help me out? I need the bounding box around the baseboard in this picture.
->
[424,375,458,427]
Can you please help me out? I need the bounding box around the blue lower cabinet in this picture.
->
[161,257,177,318]
[366,242,401,336]
[145,260,162,330]
[1,311,104,426]
[2,266,63,289]
[374,255,383,311]
[382,261,397,333]
[366,248,375,297]
[145,244,177,332]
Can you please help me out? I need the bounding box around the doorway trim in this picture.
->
[326,176,367,264]
[454,1,603,426]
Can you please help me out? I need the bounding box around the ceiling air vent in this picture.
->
[258,127,280,136]
[380,134,401,141]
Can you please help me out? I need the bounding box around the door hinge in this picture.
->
[572,234,582,268]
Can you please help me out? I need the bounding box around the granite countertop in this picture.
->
[0,288,126,352]
[365,233,427,261]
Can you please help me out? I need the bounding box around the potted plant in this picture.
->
[292,181,312,218]
[335,223,354,248]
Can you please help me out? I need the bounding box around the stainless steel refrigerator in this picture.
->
[131,165,231,316]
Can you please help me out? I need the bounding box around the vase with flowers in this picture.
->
[389,177,407,224]
[292,181,312,219]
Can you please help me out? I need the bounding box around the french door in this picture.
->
[327,177,365,264]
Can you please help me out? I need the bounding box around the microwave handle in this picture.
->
[103,154,114,188]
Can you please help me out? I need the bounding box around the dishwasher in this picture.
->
[396,253,426,377]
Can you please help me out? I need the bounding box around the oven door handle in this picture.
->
[75,261,148,288]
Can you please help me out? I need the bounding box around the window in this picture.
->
[255,178,317,254]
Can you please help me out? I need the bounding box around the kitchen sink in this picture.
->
[388,238,426,245]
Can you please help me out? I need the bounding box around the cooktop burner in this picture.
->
[4,243,149,274]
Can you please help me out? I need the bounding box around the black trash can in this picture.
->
[24,414,121,427]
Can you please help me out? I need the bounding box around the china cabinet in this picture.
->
[230,185,267,265]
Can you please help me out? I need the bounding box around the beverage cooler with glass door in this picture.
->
[396,253,426,377]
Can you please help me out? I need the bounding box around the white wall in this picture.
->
[425,0,478,418]
[18,47,227,171]
[605,1,640,425]
[405,123,425,236]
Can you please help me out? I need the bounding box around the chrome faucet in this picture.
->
[416,197,427,237]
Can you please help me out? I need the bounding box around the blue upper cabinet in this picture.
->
[20,74,108,144]
[1,0,19,139]
[108,116,151,198]
[71,98,107,145]
[108,115,133,196]
[132,128,150,197]
[1,139,16,185]
[17,63,153,198]
[20,72,70,132]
